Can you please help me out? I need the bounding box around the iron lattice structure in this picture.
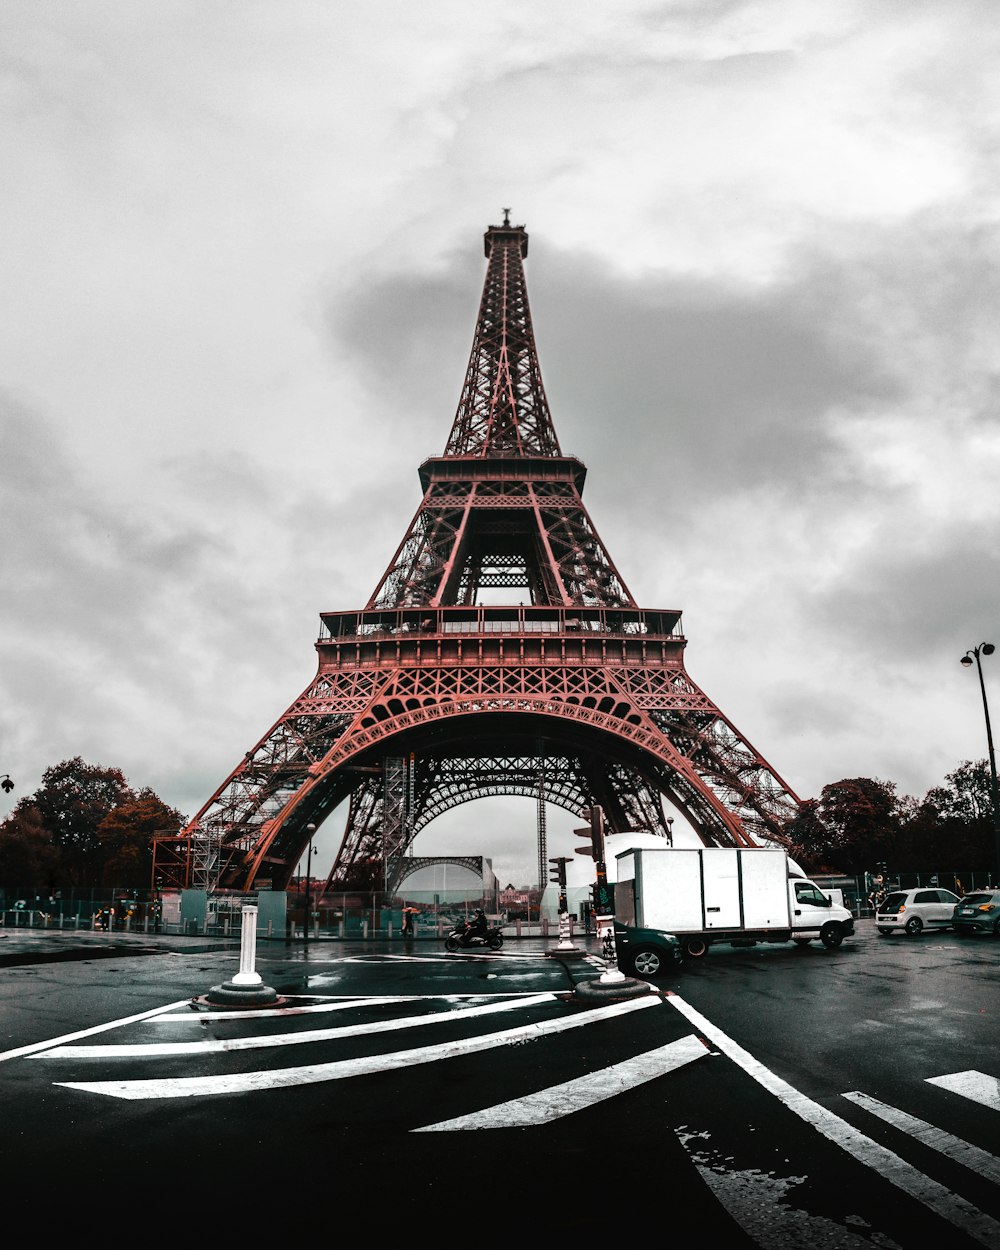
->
[158,215,800,893]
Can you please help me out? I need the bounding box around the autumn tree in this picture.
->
[0,757,186,889]
[780,798,831,874]
[97,789,184,888]
[782,777,901,874]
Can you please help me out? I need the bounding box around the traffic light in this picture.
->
[548,857,568,889]
[574,829,595,857]
[577,804,606,862]
[591,878,612,913]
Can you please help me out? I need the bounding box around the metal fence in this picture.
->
[813,870,996,917]
[2,870,994,936]
[0,886,526,940]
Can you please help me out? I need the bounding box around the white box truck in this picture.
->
[614,846,855,959]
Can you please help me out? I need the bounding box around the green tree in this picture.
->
[902,760,994,871]
[29,757,131,884]
[0,803,60,891]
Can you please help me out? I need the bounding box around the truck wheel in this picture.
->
[904,916,923,936]
[792,938,811,947]
[819,923,844,949]
[631,947,664,978]
[683,937,708,958]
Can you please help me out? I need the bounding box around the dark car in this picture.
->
[613,921,683,979]
[953,889,1000,937]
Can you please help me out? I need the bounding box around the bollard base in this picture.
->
[195,980,283,1008]
[574,976,655,1002]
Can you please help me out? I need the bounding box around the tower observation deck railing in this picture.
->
[317,605,684,644]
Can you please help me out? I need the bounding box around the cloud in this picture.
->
[3,0,1000,886]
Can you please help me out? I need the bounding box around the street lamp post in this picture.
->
[961,643,1000,884]
[303,824,317,948]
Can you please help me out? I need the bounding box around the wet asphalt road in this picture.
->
[1,921,998,1246]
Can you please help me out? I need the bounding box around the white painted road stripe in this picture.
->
[158,991,556,1022]
[170,994,408,1021]
[38,992,559,1058]
[666,993,1000,1248]
[0,1001,191,1064]
[843,1091,1000,1184]
[412,1033,710,1131]
[55,994,660,1100]
[927,1071,1000,1112]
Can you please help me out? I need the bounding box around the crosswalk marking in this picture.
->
[665,992,1000,1249]
[927,1071,1000,1111]
[37,992,559,1058]
[843,1091,1000,1184]
[0,1001,191,1065]
[157,991,554,1022]
[412,1033,710,1130]
[55,994,660,1100]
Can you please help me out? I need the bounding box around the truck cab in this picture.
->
[789,877,853,946]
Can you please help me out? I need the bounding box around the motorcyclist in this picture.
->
[466,908,488,939]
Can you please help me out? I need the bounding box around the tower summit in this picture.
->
[159,218,800,894]
[444,214,558,458]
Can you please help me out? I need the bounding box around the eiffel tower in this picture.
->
[162,213,800,894]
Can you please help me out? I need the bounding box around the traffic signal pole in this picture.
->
[570,805,652,1001]
[573,805,625,983]
[548,856,578,951]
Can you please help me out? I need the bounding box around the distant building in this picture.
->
[499,882,531,909]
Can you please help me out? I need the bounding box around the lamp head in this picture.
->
[961,655,974,667]
[983,643,996,656]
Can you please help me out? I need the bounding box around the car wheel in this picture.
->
[993,920,1000,938]
[877,927,893,935]
[904,916,923,936]
[631,946,664,978]
[820,923,844,948]
[683,936,708,958]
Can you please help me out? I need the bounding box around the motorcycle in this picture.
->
[445,921,504,952]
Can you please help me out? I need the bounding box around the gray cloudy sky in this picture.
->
[3,0,999,889]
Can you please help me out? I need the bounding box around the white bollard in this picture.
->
[229,906,264,987]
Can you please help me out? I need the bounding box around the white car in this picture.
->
[876,887,961,936]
